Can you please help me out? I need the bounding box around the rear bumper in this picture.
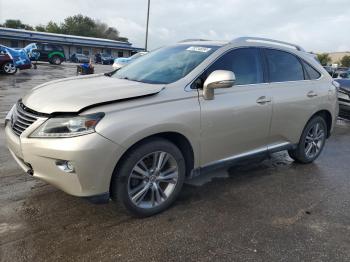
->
[5,123,124,197]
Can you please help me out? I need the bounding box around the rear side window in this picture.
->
[302,61,321,80]
[265,49,304,82]
[44,45,54,51]
[206,48,263,85]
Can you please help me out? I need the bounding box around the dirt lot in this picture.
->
[0,63,350,262]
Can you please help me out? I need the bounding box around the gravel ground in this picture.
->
[0,63,349,262]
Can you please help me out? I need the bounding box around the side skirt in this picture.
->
[189,142,296,179]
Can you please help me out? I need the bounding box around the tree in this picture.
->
[61,14,96,37]
[94,20,127,41]
[4,19,24,28]
[341,55,350,68]
[317,53,331,66]
[58,15,128,41]
[3,19,33,30]
[45,21,62,34]
[1,15,128,42]
[35,25,46,32]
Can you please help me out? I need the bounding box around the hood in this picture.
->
[22,74,164,114]
[335,79,350,93]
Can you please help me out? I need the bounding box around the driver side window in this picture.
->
[192,48,264,88]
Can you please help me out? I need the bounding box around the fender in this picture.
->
[48,51,65,59]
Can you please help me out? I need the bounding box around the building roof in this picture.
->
[0,27,144,51]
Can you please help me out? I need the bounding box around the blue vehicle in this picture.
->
[0,43,37,75]
[112,51,148,69]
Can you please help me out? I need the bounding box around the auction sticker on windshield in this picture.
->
[186,46,212,52]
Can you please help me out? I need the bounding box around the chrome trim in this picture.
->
[184,45,324,93]
[267,142,291,151]
[11,102,39,136]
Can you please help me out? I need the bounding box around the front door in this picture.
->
[199,48,272,166]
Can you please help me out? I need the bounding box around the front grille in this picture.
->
[11,102,39,136]
[339,107,350,120]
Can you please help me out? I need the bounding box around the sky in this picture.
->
[0,0,349,52]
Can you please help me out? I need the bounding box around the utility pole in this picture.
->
[145,0,150,51]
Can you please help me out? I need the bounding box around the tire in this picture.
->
[50,55,62,65]
[111,138,186,217]
[2,62,17,75]
[288,116,327,164]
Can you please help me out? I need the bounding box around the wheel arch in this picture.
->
[109,131,195,196]
[311,110,333,138]
[48,51,65,59]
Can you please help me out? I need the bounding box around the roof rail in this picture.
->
[178,39,209,43]
[231,37,305,52]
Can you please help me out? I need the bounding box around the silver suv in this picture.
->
[5,37,338,217]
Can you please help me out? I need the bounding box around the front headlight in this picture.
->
[30,113,104,138]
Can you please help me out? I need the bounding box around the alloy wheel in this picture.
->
[127,151,179,209]
[3,62,16,74]
[53,57,61,65]
[304,122,325,159]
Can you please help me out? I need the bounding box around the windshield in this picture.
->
[114,44,219,84]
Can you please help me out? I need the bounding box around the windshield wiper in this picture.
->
[121,76,143,83]
[104,69,119,77]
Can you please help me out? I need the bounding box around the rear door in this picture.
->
[199,48,272,166]
[263,48,325,146]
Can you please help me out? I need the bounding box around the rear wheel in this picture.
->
[50,55,62,65]
[111,138,186,217]
[288,116,327,163]
[2,62,17,75]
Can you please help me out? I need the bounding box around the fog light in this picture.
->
[56,160,75,173]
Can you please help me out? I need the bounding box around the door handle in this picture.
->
[256,96,271,104]
[307,91,318,98]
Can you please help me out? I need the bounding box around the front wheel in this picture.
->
[111,138,186,217]
[2,62,17,75]
[288,116,327,163]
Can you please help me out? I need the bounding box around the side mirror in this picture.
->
[203,70,235,100]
